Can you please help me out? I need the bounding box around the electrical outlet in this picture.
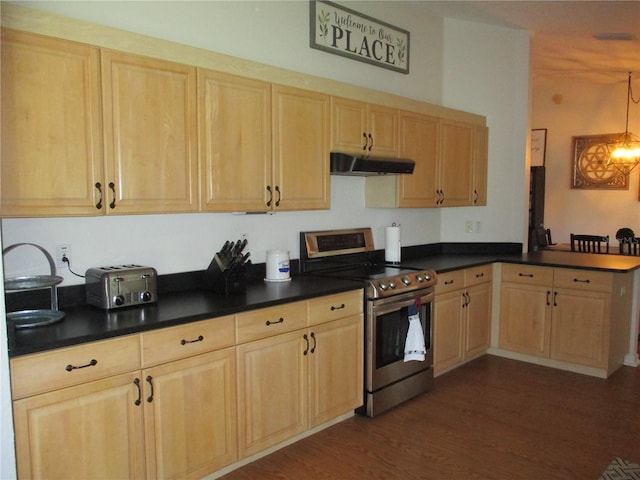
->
[56,245,71,268]
[465,221,473,233]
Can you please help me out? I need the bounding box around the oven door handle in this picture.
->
[370,290,434,316]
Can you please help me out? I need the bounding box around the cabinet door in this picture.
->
[472,125,488,206]
[434,290,465,375]
[465,283,492,359]
[272,85,329,210]
[550,288,610,368]
[438,119,474,206]
[1,29,103,216]
[499,283,552,357]
[309,315,363,427]
[396,111,439,207]
[13,372,145,479]
[143,348,237,480]
[330,97,368,154]
[199,70,272,212]
[368,104,398,156]
[236,330,307,458]
[102,50,198,214]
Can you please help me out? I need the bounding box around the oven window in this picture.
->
[375,302,431,368]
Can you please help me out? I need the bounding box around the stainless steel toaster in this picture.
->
[85,264,157,309]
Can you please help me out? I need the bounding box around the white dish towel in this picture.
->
[404,298,426,362]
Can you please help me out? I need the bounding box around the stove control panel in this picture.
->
[368,270,437,298]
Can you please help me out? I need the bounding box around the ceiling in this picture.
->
[427,1,640,85]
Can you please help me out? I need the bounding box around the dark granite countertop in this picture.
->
[399,250,640,274]
[7,275,362,357]
[7,243,640,358]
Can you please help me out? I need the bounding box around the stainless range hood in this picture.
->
[330,152,415,176]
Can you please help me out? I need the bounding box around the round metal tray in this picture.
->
[4,275,63,291]
[7,309,65,329]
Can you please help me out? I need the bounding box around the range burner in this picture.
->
[313,264,435,299]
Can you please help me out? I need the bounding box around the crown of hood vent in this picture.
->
[330,152,415,176]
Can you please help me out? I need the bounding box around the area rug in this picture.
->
[598,458,640,480]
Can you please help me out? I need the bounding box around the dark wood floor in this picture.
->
[221,355,640,480]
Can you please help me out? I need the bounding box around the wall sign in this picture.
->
[310,0,410,74]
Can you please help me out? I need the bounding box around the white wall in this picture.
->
[0,3,531,478]
[440,18,530,243]
[13,0,444,103]
[533,74,640,244]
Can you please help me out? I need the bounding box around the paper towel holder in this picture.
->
[385,223,402,264]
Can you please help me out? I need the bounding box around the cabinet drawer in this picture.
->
[501,264,552,286]
[308,290,363,326]
[553,268,613,293]
[10,335,140,400]
[435,270,465,295]
[236,301,307,344]
[140,315,235,367]
[465,265,492,287]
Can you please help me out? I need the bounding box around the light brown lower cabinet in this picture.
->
[433,265,492,376]
[499,264,632,376]
[11,318,237,480]
[11,336,146,479]
[10,291,363,479]
[12,371,146,480]
[142,348,237,480]
[236,291,363,459]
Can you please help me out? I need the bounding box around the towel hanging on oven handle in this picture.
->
[404,297,426,362]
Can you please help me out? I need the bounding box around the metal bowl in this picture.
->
[7,309,65,329]
[4,275,63,291]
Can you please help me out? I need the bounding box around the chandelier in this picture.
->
[607,72,640,175]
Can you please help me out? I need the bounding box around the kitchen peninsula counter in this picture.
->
[401,249,640,274]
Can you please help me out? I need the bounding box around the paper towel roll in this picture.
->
[385,225,401,263]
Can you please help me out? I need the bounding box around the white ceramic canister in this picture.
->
[265,249,291,282]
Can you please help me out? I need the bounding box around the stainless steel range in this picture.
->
[300,228,437,417]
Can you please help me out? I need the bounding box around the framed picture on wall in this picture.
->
[571,133,628,189]
[530,129,547,167]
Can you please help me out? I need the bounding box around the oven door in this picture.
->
[366,289,434,392]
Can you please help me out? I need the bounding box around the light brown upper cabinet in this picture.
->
[472,125,489,206]
[437,121,488,207]
[101,50,198,214]
[366,113,487,209]
[436,119,474,207]
[1,29,104,217]
[199,77,329,212]
[388,111,439,208]
[271,85,330,211]
[331,97,398,157]
[198,70,272,212]
[1,29,198,217]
